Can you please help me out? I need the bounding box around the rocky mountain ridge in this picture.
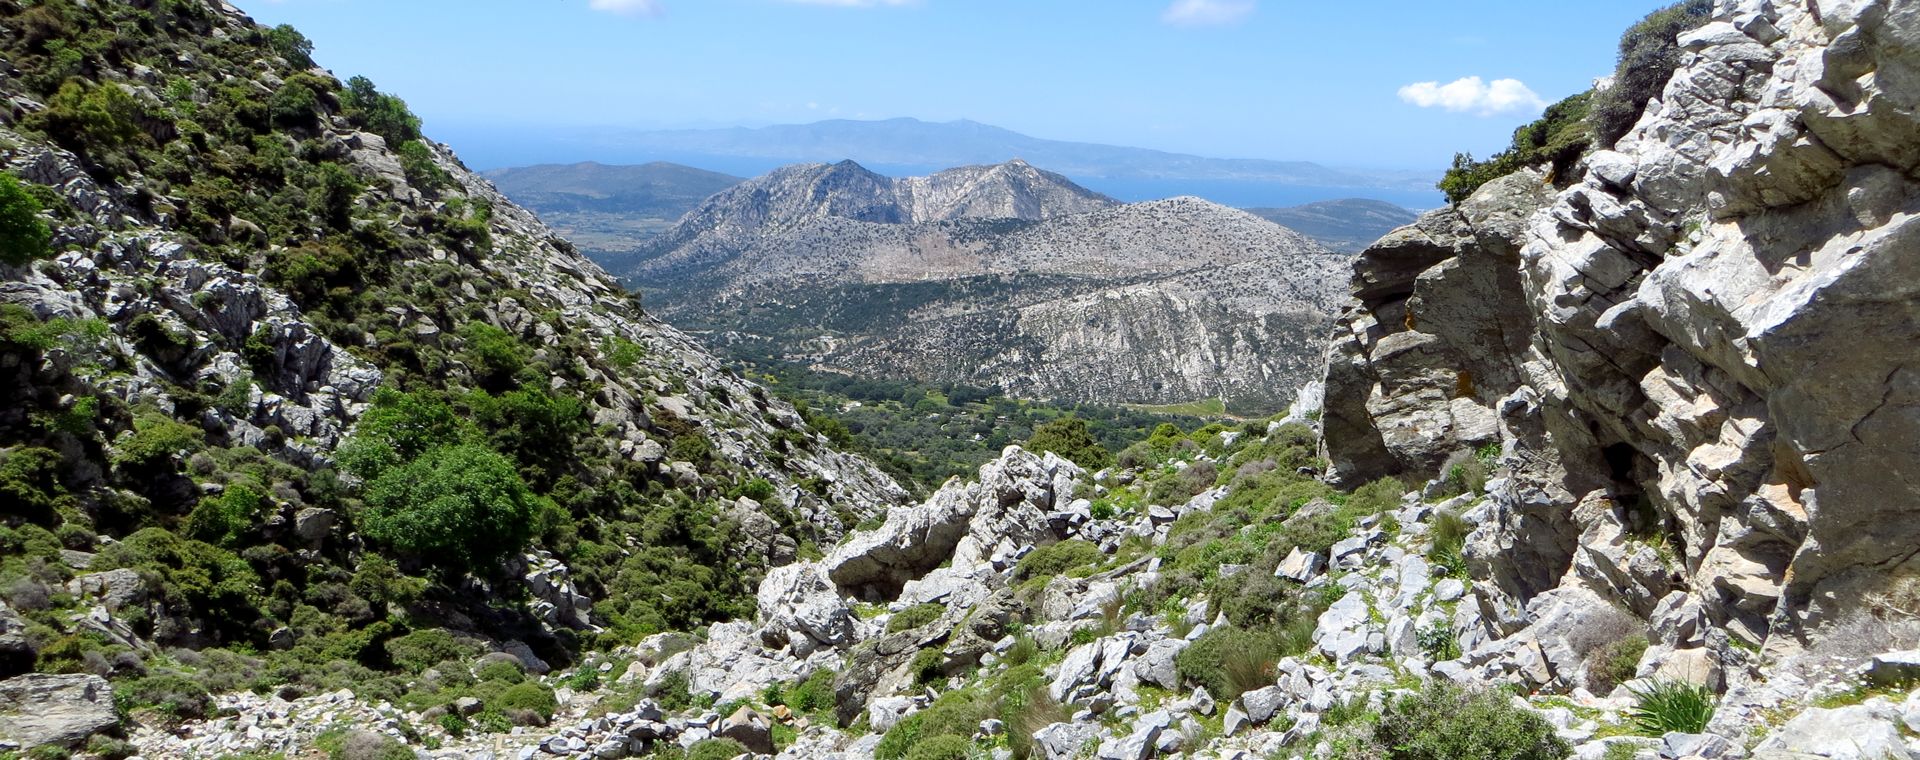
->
[635,164,1351,412]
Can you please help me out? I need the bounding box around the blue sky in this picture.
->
[241,0,1676,171]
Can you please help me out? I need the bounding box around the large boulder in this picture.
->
[0,603,33,678]
[0,674,120,750]
[756,563,856,654]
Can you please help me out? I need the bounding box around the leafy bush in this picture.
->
[32,80,148,156]
[496,681,559,721]
[1013,540,1103,582]
[336,389,475,479]
[112,413,206,471]
[888,603,945,633]
[686,739,750,760]
[184,485,267,547]
[904,735,973,760]
[1628,679,1715,735]
[385,629,471,673]
[1024,417,1113,470]
[457,322,528,389]
[360,444,538,575]
[344,75,422,146]
[1438,91,1594,204]
[1590,0,1715,147]
[1418,621,1461,661]
[876,690,993,760]
[1373,683,1570,760]
[0,173,53,266]
[265,24,315,68]
[115,673,213,719]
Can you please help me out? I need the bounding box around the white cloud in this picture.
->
[588,0,662,16]
[1397,76,1547,117]
[1161,0,1255,27]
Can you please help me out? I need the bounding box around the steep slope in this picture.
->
[0,0,907,749]
[1243,198,1420,252]
[639,176,1348,412]
[1321,0,1920,731]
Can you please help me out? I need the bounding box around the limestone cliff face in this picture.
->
[1322,0,1919,698]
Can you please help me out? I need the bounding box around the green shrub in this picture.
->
[93,529,261,629]
[1374,682,1570,760]
[344,76,422,146]
[112,413,206,471]
[1024,417,1113,470]
[0,174,53,266]
[32,80,148,156]
[1418,621,1461,661]
[910,646,946,684]
[116,673,213,719]
[786,667,836,716]
[361,444,538,575]
[185,485,267,547]
[1590,0,1715,147]
[903,735,973,760]
[1438,91,1594,204]
[457,322,528,388]
[888,603,945,633]
[876,690,992,760]
[1628,679,1715,735]
[336,389,475,479]
[496,682,559,721]
[385,629,470,673]
[1013,540,1103,582]
[265,24,316,68]
[1176,625,1293,701]
[686,739,750,760]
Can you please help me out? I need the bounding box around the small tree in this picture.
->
[1590,0,1715,147]
[1025,417,1112,470]
[361,444,537,575]
[0,174,52,266]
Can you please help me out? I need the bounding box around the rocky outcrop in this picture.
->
[1320,0,1920,727]
[0,674,119,750]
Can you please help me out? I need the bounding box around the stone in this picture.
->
[1132,639,1188,691]
[65,569,145,613]
[293,507,337,544]
[0,674,120,750]
[0,604,33,678]
[1274,547,1325,583]
[1752,705,1912,760]
[1434,578,1466,602]
[867,696,917,734]
[1661,732,1733,759]
[1239,686,1287,724]
[1222,699,1249,737]
[1190,686,1215,716]
[755,563,856,652]
[1032,722,1099,760]
[716,706,773,755]
[1865,650,1920,687]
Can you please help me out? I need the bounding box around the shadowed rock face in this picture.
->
[1320,0,1920,667]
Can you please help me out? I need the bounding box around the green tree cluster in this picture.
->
[0,174,53,265]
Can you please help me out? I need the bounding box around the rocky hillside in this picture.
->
[0,0,909,753]
[1319,0,1920,750]
[635,164,1350,412]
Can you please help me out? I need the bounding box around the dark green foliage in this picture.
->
[1012,539,1103,582]
[0,447,71,524]
[466,388,587,488]
[0,174,53,266]
[1374,683,1571,760]
[344,75,422,146]
[264,24,314,68]
[1024,417,1112,470]
[785,668,836,716]
[31,80,148,156]
[336,389,475,479]
[1176,625,1302,701]
[111,413,205,471]
[1438,91,1594,204]
[1591,0,1715,147]
[1418,621,1461,661]
[903,735,973,760]
[360,444,538,575]
[876,690,993,760]
[497,682,559,720]
[686,739,750,760]
[397,140,449,190]
[457,322,528,389]
[184,485,266,547]
[1628,679,1715,735]
[114,673,213,719]
[94,528,260,639]
[384,629,471,674]
[910,646,946,684]
[887,603,944,633]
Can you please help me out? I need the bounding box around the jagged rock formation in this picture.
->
[634,162,1350,411]
[1323,0,1920,738]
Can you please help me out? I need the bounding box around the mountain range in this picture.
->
[622,159,1352,411]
